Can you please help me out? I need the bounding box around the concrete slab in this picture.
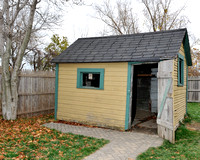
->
[132,119,141,126]
[138,119,157,129]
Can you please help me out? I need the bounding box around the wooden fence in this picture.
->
[0,71,55,117]
[0,72,197,117]
[188,77,200,102]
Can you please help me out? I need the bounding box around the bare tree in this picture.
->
[141,0,189,31]
[6,0,63,69]
[26,34,69,71]
[0,0,38,120]
[26,47,45,71]
[0,0,81,120]
[94,0,139,35]
[188,48,200,76]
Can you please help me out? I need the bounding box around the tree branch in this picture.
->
[12,0,38,77]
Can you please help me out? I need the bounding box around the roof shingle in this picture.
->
[52,28,187,63]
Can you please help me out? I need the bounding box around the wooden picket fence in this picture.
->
[188,77,200,102]
[0,70,55,117]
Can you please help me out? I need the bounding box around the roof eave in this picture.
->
[183,30,192,66]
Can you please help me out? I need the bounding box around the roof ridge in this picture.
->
[77,28,187,40]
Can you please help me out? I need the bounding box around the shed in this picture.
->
[52,28,192,143]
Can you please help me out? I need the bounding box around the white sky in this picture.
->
[50,0,200,47]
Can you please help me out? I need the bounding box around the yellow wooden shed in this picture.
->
[52,28,192,143]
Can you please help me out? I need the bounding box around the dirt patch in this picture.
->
[55,120,101,128]
[186,122,200,131]
[131,126,157,135]
[131,116,157,135]
[54,119,158,134]
[54,120,124,131]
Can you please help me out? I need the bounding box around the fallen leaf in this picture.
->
[0,155,4,160]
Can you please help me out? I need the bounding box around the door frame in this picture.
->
[125,62,159,130]
[125,62,142,130]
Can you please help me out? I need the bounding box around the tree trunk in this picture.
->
[1,39,19,120]
[1,0,37,120]
[1,36,18,120]
[0,10,3,57]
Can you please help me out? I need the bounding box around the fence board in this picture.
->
[0,71,55,117]
[188,77,200,102]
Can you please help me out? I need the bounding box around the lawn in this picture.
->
[187,102,200,123]
[0,114,109,159]
[137,103,200,160]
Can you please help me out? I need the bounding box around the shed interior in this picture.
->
[131,63,158,132]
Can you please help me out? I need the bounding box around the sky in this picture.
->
[50,0,200,47]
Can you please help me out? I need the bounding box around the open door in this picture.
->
[157,60,175,143]
[129,63,158,131]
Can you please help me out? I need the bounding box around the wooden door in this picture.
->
[157,60,175,143]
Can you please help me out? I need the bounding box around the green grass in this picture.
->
[0,114,109,159]
[187,102,200,123]
[137,103,200,160]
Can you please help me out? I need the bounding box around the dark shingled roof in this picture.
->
[52,28,190,63]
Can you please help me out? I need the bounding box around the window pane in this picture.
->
[83,73,100,88]
[179,59,182,84]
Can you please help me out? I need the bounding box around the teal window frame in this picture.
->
[178,54,184,86]
[77,68,104,90]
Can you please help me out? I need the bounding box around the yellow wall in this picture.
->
[57,62,128,129]
[173,44,187,128]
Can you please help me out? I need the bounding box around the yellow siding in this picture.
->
[173,44,187,128]
[57,62,128,130]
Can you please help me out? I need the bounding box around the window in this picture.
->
[77,68,104,90]
[178,54,184,86]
